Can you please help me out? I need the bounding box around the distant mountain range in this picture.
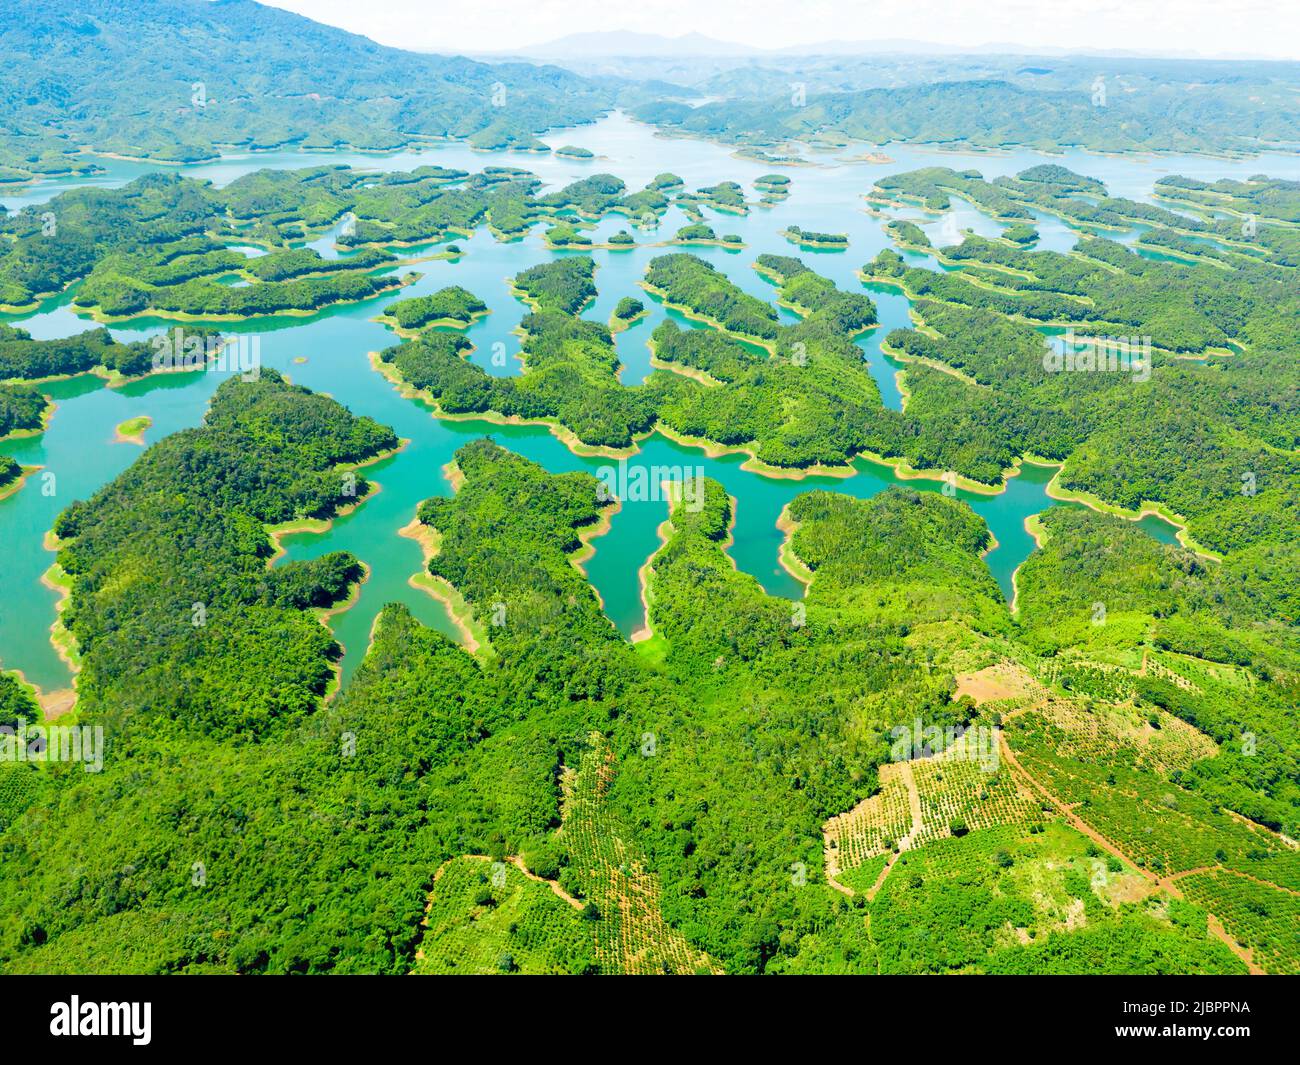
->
[0,0,615,173]
[491,29,1286,62]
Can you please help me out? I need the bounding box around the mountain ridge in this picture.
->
[0,0,614,173]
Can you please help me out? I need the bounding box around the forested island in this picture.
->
[754,174,792,204]
[0,385,48,440]
[672,224,743,248]
[0,323,224,383]
[609,296,647,332]
[2,3,1299,982]
[379,286,489,333]
[0,165,792,323]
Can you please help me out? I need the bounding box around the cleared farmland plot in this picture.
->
[413,857,595,975]
[825,741,1041,893]
[909,748,1042,848]
[823,762,914,876]
[1017,697,1218,777]
[1179,870,1300,975]
[558,738,721,975]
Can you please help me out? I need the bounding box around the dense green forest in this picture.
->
[0,383,50,439]
[0,323,223,382]
[513,257,599,315]
[644,252,781,340]
[1154,174,1300,224]
[867,164,1300,560]
[4,417,1281,973]
[48,370,397,740]
[381,287,489,331]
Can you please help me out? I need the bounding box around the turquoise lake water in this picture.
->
[6,111,1294,696]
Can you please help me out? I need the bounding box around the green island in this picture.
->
[1001,223,1040,246]
[754,174,792,204]
[643,252,781,341]
[671,223,743,247]
[0,456,32,500]
[885,219,933,250]
[1,322,225,384]
[543,223,593,249]
[512,256,599,315]
[113,415,152,445]
[0,383,51,440]
[2,0,1300,989]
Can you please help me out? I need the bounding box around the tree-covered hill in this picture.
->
[633,77,1300,156]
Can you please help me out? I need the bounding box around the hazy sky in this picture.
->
[259,0,1300,59]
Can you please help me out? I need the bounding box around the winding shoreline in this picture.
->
[398,512,489,658]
